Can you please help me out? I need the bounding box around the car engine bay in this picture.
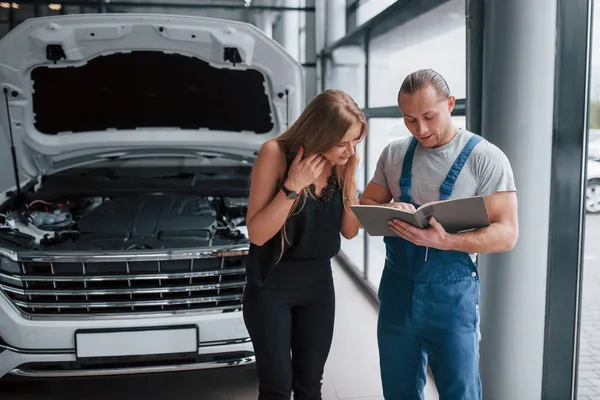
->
[0,167,251,251]
[0,193,249,251]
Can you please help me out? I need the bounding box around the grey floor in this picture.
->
[577,214,600,399]
[0,260,439,400]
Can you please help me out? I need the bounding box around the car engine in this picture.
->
[0,194,249,251]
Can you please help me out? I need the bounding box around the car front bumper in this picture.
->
[0,292,253,378]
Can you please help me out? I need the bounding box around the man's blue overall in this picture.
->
[378,135,483,400]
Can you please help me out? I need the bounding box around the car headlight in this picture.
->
[0,257,23,289]
[0,258,20,274]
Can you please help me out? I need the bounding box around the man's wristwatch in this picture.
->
[281,183,298,200]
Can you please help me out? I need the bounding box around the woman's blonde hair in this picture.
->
[273,89,366,260]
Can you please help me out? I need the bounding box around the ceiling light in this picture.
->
[48,4,62,11]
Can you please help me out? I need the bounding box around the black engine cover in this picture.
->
[77,194,217,240]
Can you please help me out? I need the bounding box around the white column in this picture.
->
[255,11,273,38]
[324,46,365,104]
[272,12,284,46]
[304,0,317,104]
[325,0,345,46]
[281,0,300,61]
[315,0,327,53]
[477,0,557,398]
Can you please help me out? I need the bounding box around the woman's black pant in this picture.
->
[242,261,335,400]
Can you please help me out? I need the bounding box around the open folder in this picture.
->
[350,196,491,236]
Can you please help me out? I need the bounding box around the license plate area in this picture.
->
[74,325,199,360]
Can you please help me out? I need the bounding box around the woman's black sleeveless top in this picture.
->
[245,161,344,289]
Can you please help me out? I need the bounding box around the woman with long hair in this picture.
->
[243,89,366,400]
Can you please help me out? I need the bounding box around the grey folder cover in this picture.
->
[351,197,490,237]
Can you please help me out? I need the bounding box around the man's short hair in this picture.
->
[399,69,451,100]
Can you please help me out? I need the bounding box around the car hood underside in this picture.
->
[0,13,303,181]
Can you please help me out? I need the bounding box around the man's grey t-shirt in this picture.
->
[371,128,517,261]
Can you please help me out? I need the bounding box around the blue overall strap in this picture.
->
[399,137,418,203]
[439,134,484,200]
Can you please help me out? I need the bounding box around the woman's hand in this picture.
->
[340,154,358,177]
[284,147,328,192]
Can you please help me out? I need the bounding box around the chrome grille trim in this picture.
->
[11,293,244,309]
[0,280,247,296]
[0,246,250,263]
[0,246,249,317]
[0,267,246,283]
[2,304,245,320]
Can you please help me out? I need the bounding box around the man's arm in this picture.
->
[360,143,417,212]
[360,181,392,206]
[388,140,519,253]
[389,190,518,253]
[444,190,518,253]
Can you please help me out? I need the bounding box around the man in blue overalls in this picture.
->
[360,69,519,399]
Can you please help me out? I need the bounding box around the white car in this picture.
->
[588,159,600,214]
[0,13,303,378]
[589,130,600,161]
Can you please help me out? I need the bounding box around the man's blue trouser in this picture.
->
[377,135,483,400]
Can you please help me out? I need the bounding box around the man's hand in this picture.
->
[382,202,416,212]
[388,216,449,250]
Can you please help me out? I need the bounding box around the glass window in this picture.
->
[324,46,366,108]
[346,0,357,32]
[315,0,327,53]
[341,230,366,274]
[364,116,466,289]
[364,118,411,288]
[366,235,385,288]
[367,0,466,108]
[577,2,600,396]
[355,138,367,193]
[356,0,397,26]
[340,140,366,272]
[325,0,347,47]
[299,0,307,32]
[589,129,600,161]
[366,116,466,177]
[299,28,306,64]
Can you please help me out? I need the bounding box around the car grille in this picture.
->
[0,250,248,317]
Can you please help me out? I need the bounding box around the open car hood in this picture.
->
[0,13,304,178]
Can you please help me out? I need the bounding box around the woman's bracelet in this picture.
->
[344,191,360,201]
